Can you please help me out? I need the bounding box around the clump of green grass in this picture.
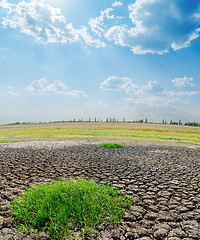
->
[100,143,125,148]
[11,179,131,239]
[0,140,18,143]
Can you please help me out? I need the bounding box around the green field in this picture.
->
[0,122,200,145]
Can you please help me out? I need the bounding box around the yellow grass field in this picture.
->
[0,122,200,145]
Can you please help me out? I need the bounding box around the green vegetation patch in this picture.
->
[11,179,132,239]
[0,140,18,143]
[100,143,126,148]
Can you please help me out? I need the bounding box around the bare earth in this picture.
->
[0,139,200,240]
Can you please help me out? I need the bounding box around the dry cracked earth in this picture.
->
[0,141,200,240]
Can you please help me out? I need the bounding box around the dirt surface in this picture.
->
[0,140,200,240]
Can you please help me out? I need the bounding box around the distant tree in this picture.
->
[170,121,178,125]
[145,118,148,123]
[185,122,200,127]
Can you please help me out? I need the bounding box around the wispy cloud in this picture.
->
[112,1,123,8]
[1,85,20,96]
[138,81,165,96]
[88,8,114,37]
[168,91,200,96]
[0,0,12,9]
[100,75,200,109]
[172,76,195,87]
[78,27,106,48]
[25,77,87,97]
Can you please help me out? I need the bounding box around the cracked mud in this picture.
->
[0,141,200,240]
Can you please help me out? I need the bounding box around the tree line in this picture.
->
[3,118,200,127]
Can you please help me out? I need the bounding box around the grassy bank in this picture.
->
[0,122,200,145]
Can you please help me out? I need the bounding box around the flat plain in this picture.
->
[0,122,200,239]
[0,122,200,145]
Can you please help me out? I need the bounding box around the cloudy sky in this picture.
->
[0,0,200,124]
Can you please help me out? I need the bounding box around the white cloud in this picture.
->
[100,76,165,96]
[172,76,195,87]
[105,0,200,54]
[1,0,106,48]
[139,81,165,95]
[112,1,123,8]
[88,8,114,37]
[25,77,86,97]
[78,27,106,48]
[0,0,12,9]
[1,0,78,44]
[100,76,138,93]
[1,0,200,53]
[100,76,200,111]
[105,25,130,47]
[67,90,87,97]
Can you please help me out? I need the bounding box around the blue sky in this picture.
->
[0,0,200,124]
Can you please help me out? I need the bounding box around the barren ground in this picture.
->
[0,139,200,240]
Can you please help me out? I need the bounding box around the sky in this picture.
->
[0,0,200,124]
